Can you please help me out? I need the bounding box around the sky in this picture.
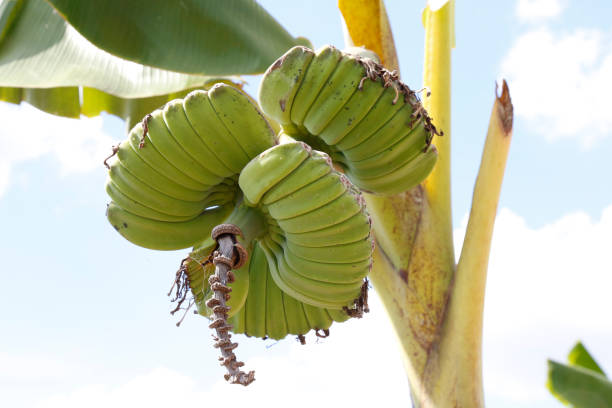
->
[1,0,611,407]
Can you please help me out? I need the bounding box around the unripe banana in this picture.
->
[302,55,365,136]
[284,212,370,247]
[238,141,310,205]
[145,109,222,186]
[107,161,208,218]
[162,99,233,179]
[261,150,332,205]
[208,84,276,160]
[106,202,232,251]
[259,46,315,127]
[289,45,343,129]
[127,123,208,191]
[182,90,248,173]
[105,179,194,222]
[115,140,209,202]
[259,45,441,195]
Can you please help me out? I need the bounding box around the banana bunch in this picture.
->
[105,77,374,344]
[106,83,275,250]
[258,45,440,195]
[239,139,373,310]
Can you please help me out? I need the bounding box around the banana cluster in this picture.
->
[106,83,275,250]
[105,76,376,342]
[239,140,373,310]
[259,45,440,195]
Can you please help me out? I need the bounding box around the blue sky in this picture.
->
[1,0,611,407]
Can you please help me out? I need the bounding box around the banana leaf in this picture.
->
[45,0,308,75]
[547,360,612,407]
[0,0,239,127]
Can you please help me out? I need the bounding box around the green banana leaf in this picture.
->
[45,0,308,75]
[0,0,238,127]
[547,360,612,407]
[568,342,607,377]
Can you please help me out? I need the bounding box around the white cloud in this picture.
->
[456,205,612,405]
[516,0,566,21]
[501,26,612,146]
[0,103,119,197]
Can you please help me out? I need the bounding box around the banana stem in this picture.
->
[425,81,513,406]
[421,0,455,270]
[207,225,255,386]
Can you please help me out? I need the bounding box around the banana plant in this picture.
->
[0,0,514,406]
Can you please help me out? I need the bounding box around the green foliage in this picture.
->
[0,0,242,126]
[46,0,307,75]
[548,342,612,407]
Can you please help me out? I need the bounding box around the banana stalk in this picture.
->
[340,1,512,406]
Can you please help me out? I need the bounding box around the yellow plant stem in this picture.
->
[338,0,399,69]
[425,81,513,407]
[422,0,455,264]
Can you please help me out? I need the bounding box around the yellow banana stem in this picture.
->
[338,0,399,70]
[422,0,455,269]
[426,81,513,406]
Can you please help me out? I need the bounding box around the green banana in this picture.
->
[261,150,332,205]
[107,161,207,218]
[285,238,372,264]
[326,308,351,323]
[276,192,364,234]
[244,242,268,338]
[264,250,289,340]
[227,305,246,334]
[105,179,194,222]
[207,84,276,159]
[182,90,250,173]
[284,212,371,247]
[283,245,369,284]
[162,99,234,179]
[302,55,365,136]
[345,121,428,178]
[115,140,209,202]
[238,141,310,205]
[127,122,208,191]
[317,75,386,146]
[335,83,407,151]
[106,202,232,251]
[258,46,314,127]
[290,45,343,128]
[144,109,221,186]
[349,146,438,194]
[282,291,311,335]
[262,236,361,309]
[302,303,333,331]
[342,103,416,162]
[266,171,347,220]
